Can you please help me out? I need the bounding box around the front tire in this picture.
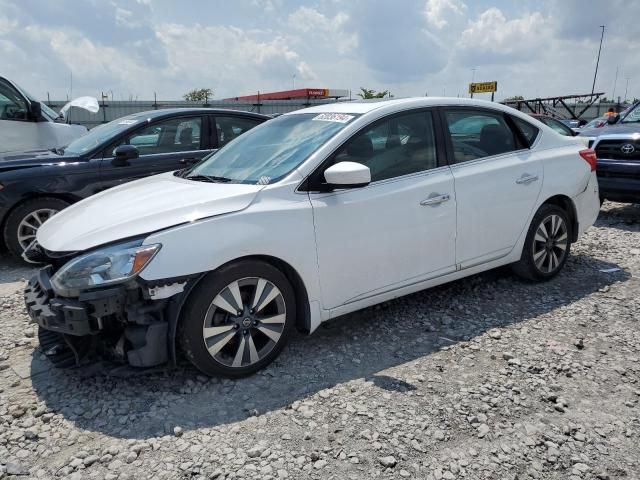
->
[179,260,296,377]
[4,197,70,258]
[512,204,571,282]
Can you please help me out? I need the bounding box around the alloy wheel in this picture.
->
[202,277,286,368]
[532,214,568,274]
[17,208,58,251]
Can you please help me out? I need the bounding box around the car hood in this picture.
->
[579,123,640,138]
[0,149,80,172]
[37,172,265,252]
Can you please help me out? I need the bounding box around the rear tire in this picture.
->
[4,197,70,258]
[179,260,296,377]
[512,204,571,282]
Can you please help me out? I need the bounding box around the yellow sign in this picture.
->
[469,81,498,94]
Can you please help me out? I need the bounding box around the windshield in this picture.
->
[186,112,358,184]
[585,116,607,128]
[62,115,143,155]
[621,103,640,123]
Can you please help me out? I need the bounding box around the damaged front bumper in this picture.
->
[25,266,191,368]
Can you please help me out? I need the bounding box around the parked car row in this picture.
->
[0,108,268,257]
[22,97,600,376]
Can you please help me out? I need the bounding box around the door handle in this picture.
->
[516,174,539,185]
[180,157,199,165]
[420,193,450,206]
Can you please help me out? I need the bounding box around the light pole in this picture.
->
[292,74,296,90]
[612,65,619,101]
[591,25,605,96]
[470,68,476,98]
[624,77,630,102]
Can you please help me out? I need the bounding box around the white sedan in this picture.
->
[27,98,600,376]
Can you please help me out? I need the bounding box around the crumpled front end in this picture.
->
[25,264,191,369]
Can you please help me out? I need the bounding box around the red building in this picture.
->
[226,88,349,101]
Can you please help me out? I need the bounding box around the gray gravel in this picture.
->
[1,202,639,479]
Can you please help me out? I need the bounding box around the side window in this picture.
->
[444,110,518,163]
[333,111,438,182]
[119,117,202,155]
[0,80,29,121]
[512,116,540,145]
[216,116,262,148]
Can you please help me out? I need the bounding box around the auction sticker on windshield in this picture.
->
[312,113,355,123]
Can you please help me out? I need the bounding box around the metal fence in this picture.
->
[46,99,347,128]
[47,98,632,129]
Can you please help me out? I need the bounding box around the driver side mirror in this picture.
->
[30,101,42,121]
[323,161,371,189]
[112,145,139,166]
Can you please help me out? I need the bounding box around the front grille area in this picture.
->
[595,139,640,160]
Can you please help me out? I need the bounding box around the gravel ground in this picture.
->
[0,202,639,480]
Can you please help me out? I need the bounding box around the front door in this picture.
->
[99,115,212,190]
[0,77,40,153]
[441,108,543,268]
[309,110,457,309]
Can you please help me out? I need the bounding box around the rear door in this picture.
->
[441,108,543,268]
[99,115,211,190]
[213,115,265,148]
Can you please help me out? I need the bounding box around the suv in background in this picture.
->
[587,102,640,204]
[0,76,89,153]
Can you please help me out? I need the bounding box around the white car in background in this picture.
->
[26,97,600,377]
[0,76,98,153]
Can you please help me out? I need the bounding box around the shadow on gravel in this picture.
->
[0,253,37,286]
[30,253,629,439]
[597,202,640,232]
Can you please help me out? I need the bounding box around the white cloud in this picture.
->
[458,8,550,63]
[288,6,357,54]
[0,0,638,102]
[423,0,467,29]
[155,23,317,95]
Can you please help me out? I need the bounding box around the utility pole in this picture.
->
[292,74,296,90]
[470,68,476,98]
[591,25,605,95]
[624,77,630,102]
[612,65,619,100]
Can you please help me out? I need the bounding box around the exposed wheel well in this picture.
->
[248,255,311,334]
[541,195,579,242]
[181,255,312,334]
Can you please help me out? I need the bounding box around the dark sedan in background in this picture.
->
[0,108,269,257]
[530,114,576,137]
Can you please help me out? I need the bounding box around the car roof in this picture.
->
[285,97,528,116]
[123,108,270,120]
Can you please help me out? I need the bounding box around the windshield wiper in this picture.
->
[49,147,64,155]
[185,174,233,183]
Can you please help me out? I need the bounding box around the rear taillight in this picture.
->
[579,149,597,171]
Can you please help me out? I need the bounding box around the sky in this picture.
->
[1,0,638,102]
